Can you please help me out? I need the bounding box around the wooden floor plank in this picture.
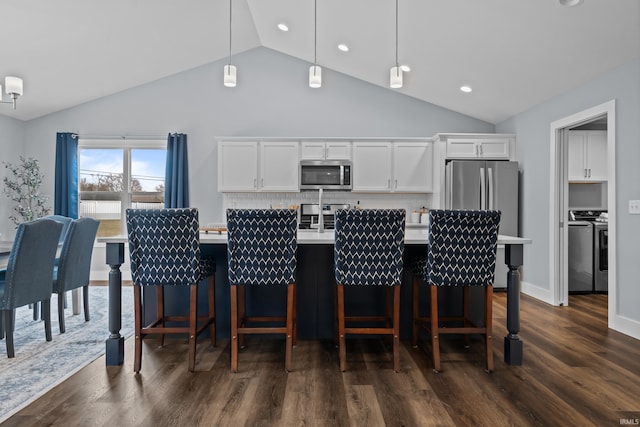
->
[4,292,640,426]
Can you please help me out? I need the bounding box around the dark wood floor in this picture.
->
[4,293,639,426]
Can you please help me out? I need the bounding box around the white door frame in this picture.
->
[548,100,616,327]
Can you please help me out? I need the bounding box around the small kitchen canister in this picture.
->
[410,211,420,224]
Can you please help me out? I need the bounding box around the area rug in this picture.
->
[0,286,134,422]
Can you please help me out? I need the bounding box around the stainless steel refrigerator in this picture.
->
[445,160,519,287]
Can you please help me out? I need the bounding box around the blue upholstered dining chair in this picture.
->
[52,217,100,333]
[334,209,406,372]
[0,218,63,357]
[126,208,216,373]
[46,215,73,245]
[30,215,73,321]
[412,209,501,373]
[226,209,297,373]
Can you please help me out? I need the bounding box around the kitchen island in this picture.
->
[102,229,531,367]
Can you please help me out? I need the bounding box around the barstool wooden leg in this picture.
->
[393,285,401,373]
[208,275,216,347]
[285,283,295,372]
[485,285,494,373]
[230,285,239,373]
[337,284,347,372]
[239,285,246,349]
[430,285,441,373]
[134,286,143,373]
[188,284,198,372]
[463,286,471,349]
[412,275,420,347]
[334,283,339,347]
[292,283,297,347]
[157,286,165,347]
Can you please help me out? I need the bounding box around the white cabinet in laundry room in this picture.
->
[568,130,607,182]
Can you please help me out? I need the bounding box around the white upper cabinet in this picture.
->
[352,142,393,191]
[301,141,351,160]
[218,141,258,191]
[218,141,299,192]
[260,142,300,191]
[446,137,511,159]
[393,142,434,192]
[352,141,433,193]
[568,130,607,182]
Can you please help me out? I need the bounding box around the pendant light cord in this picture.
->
[314,0,317,67]
[228,0,233,68]
[395,0,399,71]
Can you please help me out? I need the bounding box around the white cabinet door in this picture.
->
[586,130,607,181]
[301,141,351,160]
[260,142,300,191]
[218,141,258,191]
[352,142,392,191]
[568,131,607,182]
[567,132,587,181]
[300,142,326,160]
[325,142,351,160]
[479,139,510,158]
[446,139,478,158]
[446,138,510,159]
[393,142,433,192]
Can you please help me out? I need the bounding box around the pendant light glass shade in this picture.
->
[5,76,23,96]
[224,65,237,87]
[390,66,403,89]
[309,65,322,88]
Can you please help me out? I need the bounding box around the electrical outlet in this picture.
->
[629,200,640,214]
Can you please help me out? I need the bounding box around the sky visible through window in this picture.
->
[79,148,166,192]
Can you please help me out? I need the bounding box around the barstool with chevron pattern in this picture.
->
[126,208,216,373]
[412,209,501,373]
[334,209,406,372]
[226,209,297,373]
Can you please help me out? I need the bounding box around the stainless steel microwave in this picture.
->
[299,160,352,191]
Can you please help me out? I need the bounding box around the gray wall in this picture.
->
[11,46,491,238]
[0,115,26,237]
[496,59,640,322]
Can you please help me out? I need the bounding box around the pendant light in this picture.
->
[224,0,237,87]
[389,0,403,89]
[309,0,322,88]
[0,76,24,110]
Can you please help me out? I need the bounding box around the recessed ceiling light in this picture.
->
[338,44,349,52]
[460,85,473,93]
[559,0,583,6]
[400,65,411,72]
[277,23,289,32]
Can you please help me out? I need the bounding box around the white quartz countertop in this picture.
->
[100,230,531,246]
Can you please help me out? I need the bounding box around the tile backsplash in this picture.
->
[221,192,436,222]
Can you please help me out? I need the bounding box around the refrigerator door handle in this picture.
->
[487,167,494,210]
[480,167,486,210]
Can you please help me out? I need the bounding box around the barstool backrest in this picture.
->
[226,209,297,286]
[426,209,501,287]
[126,208,203,286]
[334,209,405,286]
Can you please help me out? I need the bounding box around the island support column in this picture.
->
[106,242,125,366]
[504,244,524,365]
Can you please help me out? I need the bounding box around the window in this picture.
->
[78,139,166,237]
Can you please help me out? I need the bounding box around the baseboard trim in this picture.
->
[610,313,640,340]
[521,281,556,305]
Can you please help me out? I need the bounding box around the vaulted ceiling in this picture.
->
[1,0,638,123]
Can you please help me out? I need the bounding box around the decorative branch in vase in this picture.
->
[3,156,51,226]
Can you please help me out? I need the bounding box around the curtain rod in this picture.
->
[74,134,172,140]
